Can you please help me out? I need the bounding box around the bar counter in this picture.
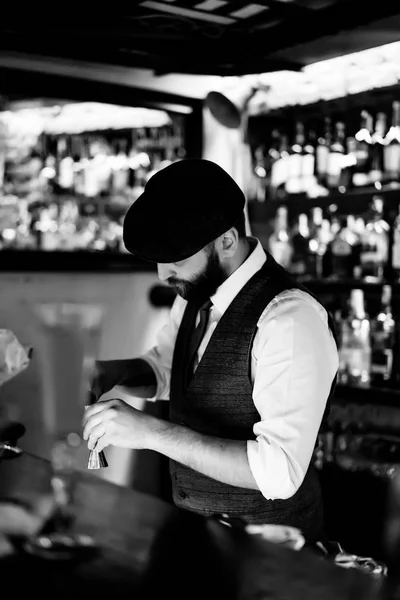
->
[0,452,385,600]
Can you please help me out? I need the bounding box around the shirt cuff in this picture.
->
[139,354,170,401]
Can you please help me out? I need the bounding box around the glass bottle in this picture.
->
[316,116,332,188]
[308,206,325,278]
[264,129,281,199]
[339,136,357,192]
[370,285,396,385]
[57,136,75,191]
[268,206,293,269]
[352,110,373,188]
[383,101,400,184]
[369,112,387,186]
[252,145,268,202]
[359,196,390,282]
[338,289,371,387]
[302,129,317,197]
[285,122,305,195]
[392,205,400,282]
[391,319,400,388]
[270,134,290,201]
[327,215,359,280]
[319,218,334,278]
[326,121,346,191]
[289,213,310,276]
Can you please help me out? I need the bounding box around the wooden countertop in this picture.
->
[0,452,387,600]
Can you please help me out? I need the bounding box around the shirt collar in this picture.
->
[210,237,267,317]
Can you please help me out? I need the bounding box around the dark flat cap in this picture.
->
[123,158,245,263]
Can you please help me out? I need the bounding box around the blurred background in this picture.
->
[2,0,400,565]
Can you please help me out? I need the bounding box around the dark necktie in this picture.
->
[184,298,212,387]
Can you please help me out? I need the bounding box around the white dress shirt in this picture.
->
[142,239,339,500]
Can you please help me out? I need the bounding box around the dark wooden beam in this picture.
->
[0,67,200,113]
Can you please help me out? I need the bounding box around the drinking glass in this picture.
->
[23,301,107,560]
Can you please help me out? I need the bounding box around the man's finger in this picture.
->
[88,423,107,450]
[82,399,116,427]
[94,434,110,454]
[83,405,117,440]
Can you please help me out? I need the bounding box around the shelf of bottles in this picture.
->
[247,96,400,423]
[0,117,186,257]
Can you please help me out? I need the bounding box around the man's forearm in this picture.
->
[92,358,157,400]
[149,418,259,489]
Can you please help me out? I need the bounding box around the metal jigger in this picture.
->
[84,404,108,470]
[87,447,108,469]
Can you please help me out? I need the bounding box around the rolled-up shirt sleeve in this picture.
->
[140,294,186,401]
[246,291,338,500]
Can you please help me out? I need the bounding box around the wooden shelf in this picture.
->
[299,278,400,294]
[251,183,400,221]
[334,383,400,407]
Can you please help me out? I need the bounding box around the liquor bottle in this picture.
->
[338,289,371,387]
[302,129,318,197]
[319,218,334,278]
[309,206,323,237]
[391,318,400,389]
[352,110,373,188]
[266,129,281,169]
[339,136,357,192]
[383,101,400,184]
[285,121,305,195]
[392,205,400,282]
[57,136,75,191]
[270,134,290,201]
[326,215,359,280]
[352,216,366,279]
[369,112,387,185]
[252,145,268,202]
[359,196,390,282]
[268,206,293,269]
[289,213,310,276]
[370,284,396,385]
[308,206,325,278]
[326,121,346,191]
[316,116,332,188]
[263,129,281,198]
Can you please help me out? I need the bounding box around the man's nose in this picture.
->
[157,263,174,282]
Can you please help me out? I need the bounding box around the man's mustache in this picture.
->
[167,278,186,287]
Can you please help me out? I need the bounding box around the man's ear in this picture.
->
[221,228,238,254]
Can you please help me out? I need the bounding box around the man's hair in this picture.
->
[204,211,247,255]
[232,211,246,238]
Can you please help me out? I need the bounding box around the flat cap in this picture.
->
[123,158,245,263]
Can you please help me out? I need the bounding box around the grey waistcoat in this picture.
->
[169,251,337,542]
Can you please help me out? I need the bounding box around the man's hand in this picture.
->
[82,399,259,490]
[82,399,155,453]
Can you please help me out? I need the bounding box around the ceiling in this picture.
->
[1,0,400,78]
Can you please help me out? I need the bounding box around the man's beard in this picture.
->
[167,247,228,303]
